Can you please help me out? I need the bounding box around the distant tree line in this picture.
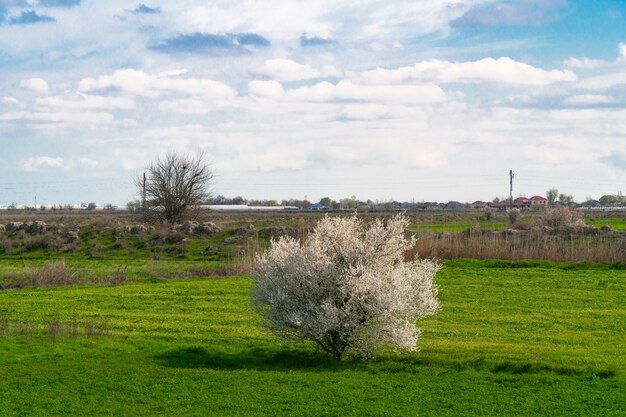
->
[204,191,626,211]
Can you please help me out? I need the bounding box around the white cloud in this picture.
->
[20,78,50,95]
[578,72,626,89]
[565,94,615,105]
[79,69,236,99]
[129,124,221,151]
[563,57,609,69]
[565,43,626,69]
[248,78,450,105]
[352,57,577,86]
[568,42,626,89]
[367,41,405,52]
[21,156,68,172]
[120,158,141,171]
[37,94,136,110]
[1,97,21,106]
[338,103,430,121]
[392,41,404,49]
[257,59,323,81]
[175,0,473,42]
[563,42,626,83]
[338,103,391,120]
[79,158,99,168]
[0,110,116,129]
[619,42,626,61]
[158,98,217,115]
[413,148,446,168]
[154,77,236,98]
[286,80,449,103]
[248,80,285,98]
[159,69,189,77]
[79,69,152,96]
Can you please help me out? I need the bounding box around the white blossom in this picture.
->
[251,214,440,360]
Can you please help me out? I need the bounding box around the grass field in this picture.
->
[585,217,626,230]
[0,259,624,416]
[410,220,506,233]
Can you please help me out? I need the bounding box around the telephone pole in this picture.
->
[509,170,514,209]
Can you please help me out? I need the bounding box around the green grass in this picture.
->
[406,213,626,233]
[0,260,624,416]
[0,258,236,285]
[410,220,506,233]
[585,218,626,230]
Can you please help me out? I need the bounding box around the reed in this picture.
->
[410,230,625,263]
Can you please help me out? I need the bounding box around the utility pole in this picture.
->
[142,172,146,212]
[509,170,514,209]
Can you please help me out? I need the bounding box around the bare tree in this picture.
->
[138,151,213,223]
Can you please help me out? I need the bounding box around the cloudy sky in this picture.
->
[1,0,625,206]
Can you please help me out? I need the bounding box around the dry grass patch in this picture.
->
[0,261,128,290]
[411,231,625,263]
[27,260,78,287]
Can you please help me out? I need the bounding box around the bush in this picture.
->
[251,214,440,360]
[149,228,185,244]
[26,261,79,287]
[508,208,520,224]
[536,208,585,228]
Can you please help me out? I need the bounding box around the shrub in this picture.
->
[94,267,128,285]
[0,237,12,255]
[508,208,520,224]
[26,261,80,287]
[536,207,585,228]
[251,214,440,360]
[149,228,185,244]
[22,234,52,251]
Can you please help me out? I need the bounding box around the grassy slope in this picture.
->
[0,260,624,416]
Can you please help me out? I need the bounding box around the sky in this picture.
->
[0,0,625,206]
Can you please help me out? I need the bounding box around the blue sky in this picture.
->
[0,0,625,206]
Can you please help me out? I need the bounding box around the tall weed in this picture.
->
[26,261,80,287]
[410,231,625,262]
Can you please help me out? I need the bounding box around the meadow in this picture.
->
[0,210,624,416]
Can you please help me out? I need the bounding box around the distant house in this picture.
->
[513,197,530,208]
[529,195,548,207]
[471,201,487,208]
[305,204,329,211]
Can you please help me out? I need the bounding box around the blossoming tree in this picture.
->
[251,214,440,360]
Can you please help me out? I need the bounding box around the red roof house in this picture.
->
[513,197,530,207]
[529,195,548,206]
